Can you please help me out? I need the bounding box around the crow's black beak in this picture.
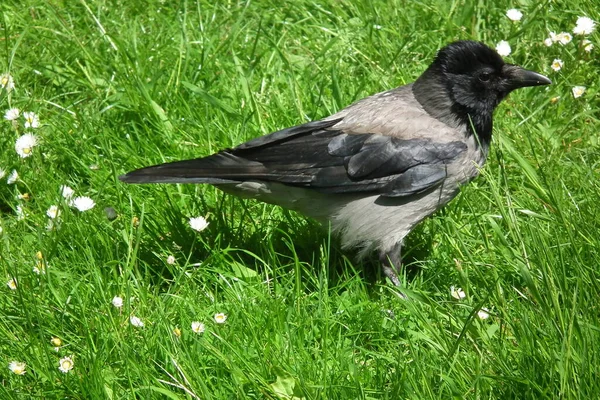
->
[503,65,552,89]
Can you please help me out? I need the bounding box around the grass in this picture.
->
[0,0,599,398]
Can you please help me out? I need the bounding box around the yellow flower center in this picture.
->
[23,147,31,154]
[61,360,72,369]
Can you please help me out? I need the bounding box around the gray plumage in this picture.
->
[120,41,551,286]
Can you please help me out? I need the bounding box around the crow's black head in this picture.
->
[413,40,551,145]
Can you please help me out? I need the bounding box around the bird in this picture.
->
[120,40,551,286]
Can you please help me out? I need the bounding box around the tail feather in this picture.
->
[119,152,266,184]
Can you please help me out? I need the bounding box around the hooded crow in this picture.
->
[120,40,551,286]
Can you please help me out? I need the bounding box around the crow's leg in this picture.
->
[379,242,403,287]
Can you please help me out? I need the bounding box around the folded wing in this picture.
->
[120,118,466,198]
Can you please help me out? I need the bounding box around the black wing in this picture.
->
[120,119,467,197]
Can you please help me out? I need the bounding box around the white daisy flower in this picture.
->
[551,59,563,71]
[8,361,26,375]
[572,86,586,98]
[0,73,14,92]
[15,134,38,158]
[7,278,17,290]
[15,205,25,220]
[23,112,40,129]
[214,313,227,324]
[450,286,466,300]
[61,185,75,199]
[477,308,490,319]
[130,316,144,327]
[7,169,18,184]
[166,255,176,265]
[495,40,511,56]
[557,32,572,45]
[58,356,74,373]
[72,196,95,212]
[33,261,47,275]
[582,39,594,52]
[46,205,60,219]
[506,9,522,21]
[549,31,559,42]
[46,220,56,231]
[189,216,209,232]
[543,37,553,47]
[373,24,382,30]
[191,321,205,333]
[573,16,596,35]
[4,108,20,121]
[112,296,123,308]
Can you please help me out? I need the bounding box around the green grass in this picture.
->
[1,0,599,398]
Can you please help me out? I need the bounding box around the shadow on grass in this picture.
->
[129,192,436,296]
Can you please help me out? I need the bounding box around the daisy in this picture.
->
[61,185,75,199]
[7,169,18,184]
[191,321,205,334]
[58,356,74,373]
[8,361,26,375]
[557,32,572,45]
[550,59,563,71]
[543,37,553,47]
[166,255,176,265]
[15,205,25,220]
[214,313,227,324]
[173,327,182,337]
[506,9,522,21]
[71,196,95,212]
[46,205,60,219]
[23,112,40,129]
[130,316,144,327]
[4,108,19,121]
[15,134,38,158]
[573,16,596,35]
[189,216,209,232]
[582,40,594,52]
[477,308,490,319]
[46,220,56,231]
[0,73,14,92]
[7,278,17,290]
[572,86,586,98]
[51,337,62,349]
[495,40,511,56]
[33,261,47,275]
[112,296,123,308]
[450,286,466,300]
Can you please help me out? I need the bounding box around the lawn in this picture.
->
[0,0,599,398]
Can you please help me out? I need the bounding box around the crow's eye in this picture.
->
[479,72,491,82]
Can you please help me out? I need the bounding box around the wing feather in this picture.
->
[120,118,467,198]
